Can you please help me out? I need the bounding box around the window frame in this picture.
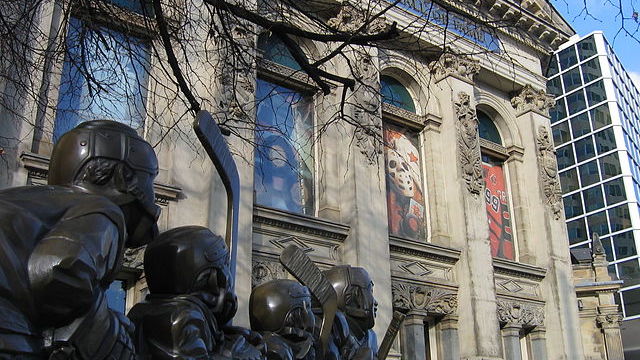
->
[253,36,321,216]
[381,78,429,242]
[477,110,519,262]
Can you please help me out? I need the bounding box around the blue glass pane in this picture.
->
[54,18,150,142]
[477,111,502,144]
[254,79,314,215]
[108,0,153,15]
[380,75,416,113]
[258,34,301,71]
[105,280,126,313]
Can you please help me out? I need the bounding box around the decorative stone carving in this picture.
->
[429,52,480,83]
[398,261,433,277]
[123,246,145,270]
[510,84,555,115]
[454,92,484,196]
[352,50,383,165]
[536,126,563,219]
[328,2,389,34]
[498,279,524,294]
[391,282,457,315]
[596,313,623,329]
[252,259,289,288]
[497,300,544,326]
[269,235,313,253]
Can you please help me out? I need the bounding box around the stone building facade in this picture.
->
[0,0,625,358]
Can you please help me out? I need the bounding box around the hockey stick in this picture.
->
[193,110,240,289]
[377,311,406,359]
[279,245,337,356]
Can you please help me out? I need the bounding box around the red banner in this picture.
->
[483,162,514,260]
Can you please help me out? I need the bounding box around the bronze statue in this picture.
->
[129,225,262,360]
[250,279,317,360]
[0,120,160,359]
[323,266,378,360]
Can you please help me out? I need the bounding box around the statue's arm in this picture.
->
[27,212,121,326]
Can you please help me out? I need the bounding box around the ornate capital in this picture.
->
[596,313,623,329]
[429,52,480,84]
[510,84,555,115]
[497,300,544,326]
[536,126,563,220]
[252,259,288,288]
[328,2,389,34]
[454,92,484,196]
[391,282,457,315]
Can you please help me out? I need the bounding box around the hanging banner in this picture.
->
[483,161,514,260]
[384,124,426,241]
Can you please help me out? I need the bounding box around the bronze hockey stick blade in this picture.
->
[279,244,337,356]
[378,311,406,359]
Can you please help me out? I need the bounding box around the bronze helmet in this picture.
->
[144,226,231,296]
[249,279,316,337]
[48,121,160,245]
[323,266,377,331]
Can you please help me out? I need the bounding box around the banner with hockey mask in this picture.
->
[384,124,426,241]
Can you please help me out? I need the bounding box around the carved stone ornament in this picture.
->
[596,313,623,329]
[252,259,289,288]
[497,300,544,326]
[429,52,480,84]
[454,92,484,196]
[123,246,145,270]
[510,84,555,115]
[536,126,563,219]
[328,1,390,34]
[391,282,457,315]
[352,51,383,164]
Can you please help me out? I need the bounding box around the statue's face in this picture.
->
[345,269,377,331]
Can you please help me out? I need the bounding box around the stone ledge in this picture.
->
[389,236,461,264]
[493,257,547,280]
[20,151,183,204]
[253,205,350,242]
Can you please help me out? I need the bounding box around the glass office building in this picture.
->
[548,32,640,321]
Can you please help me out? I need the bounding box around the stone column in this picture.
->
[529,326,547,360]
[401,312,427,360]
[439,315,460,360]
[597,313,625,360]
[501,323,522,360]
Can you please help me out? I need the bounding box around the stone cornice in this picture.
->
[493,257,547,280]
[389,237,461,264]
[253,205,350,241]
[382,103,428,130]
[256,59,319,94]
[19,152,183,205]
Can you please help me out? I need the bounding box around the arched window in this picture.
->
[381,74,425,241]
[257,34,301,70]
[254,34,314,215]
[380,75,416,113]
[478,110,515,260]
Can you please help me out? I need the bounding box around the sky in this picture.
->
[551,0,640,85]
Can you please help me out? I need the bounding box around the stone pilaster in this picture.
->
[429,54,502,360]
[596,313,625,360]
[501,323,523,360]
[509,84,585,359]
